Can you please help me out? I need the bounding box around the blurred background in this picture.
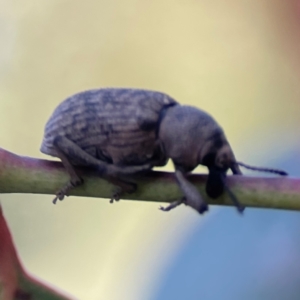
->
[1,0,300,299]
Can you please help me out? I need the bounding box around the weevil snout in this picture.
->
[206,166,226,198]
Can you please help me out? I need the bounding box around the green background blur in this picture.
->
[1,1,300,299]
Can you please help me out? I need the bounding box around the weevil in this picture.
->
[41,88,287,214]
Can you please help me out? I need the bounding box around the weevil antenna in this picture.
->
[236,162,288,176]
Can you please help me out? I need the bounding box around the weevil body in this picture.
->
[41,88,286,213]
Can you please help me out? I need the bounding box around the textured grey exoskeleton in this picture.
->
[41,88,287,214]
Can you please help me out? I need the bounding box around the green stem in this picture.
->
[0,148,299,211]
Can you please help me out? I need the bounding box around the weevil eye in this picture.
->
[216,153,228,169]
[215,145,234,169]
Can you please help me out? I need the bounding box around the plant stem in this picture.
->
[0,148,299,211]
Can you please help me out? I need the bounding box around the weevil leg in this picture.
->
[52,144,83,204]
[107,176,137,203]
[53,136,152,175]
[53,136,144,203]
[159,198,185,211]
[174,169,208,214]
[223,184,245,214]
[52,181,78,204]
[215,171,244,213]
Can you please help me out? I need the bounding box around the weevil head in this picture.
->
[159,104,243,209]
[159,105,224,172]
[158,105,241,173]
[159,105,240,173]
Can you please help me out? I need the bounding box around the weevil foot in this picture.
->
[53,184,72,204]
[110,187,122,203]
[198,203,209,214]
[159,198,185,211]
[109,180,137,204]
[182,198,208,214]
[53,192,66,205]
[236,205,245,214]
[53,178,83,204]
